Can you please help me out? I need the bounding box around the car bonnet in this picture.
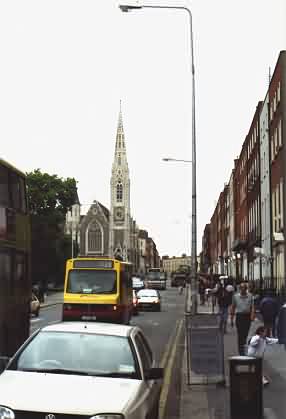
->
[0,371,141,415]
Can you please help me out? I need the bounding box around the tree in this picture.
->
[26,169,77,219]
[26,169,78,289]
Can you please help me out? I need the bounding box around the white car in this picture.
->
[0,322,163,419]
[137,289,161,311]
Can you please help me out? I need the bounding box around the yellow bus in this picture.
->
[63,257,133,324]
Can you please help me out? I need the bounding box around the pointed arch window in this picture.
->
[87,221,103,253]
[118,153,121,165]
[116,182,123,202]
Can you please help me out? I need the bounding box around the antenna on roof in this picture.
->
[268,67,271,87]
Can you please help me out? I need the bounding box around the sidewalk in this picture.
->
[179,300,286,419]
[40,290,63,308]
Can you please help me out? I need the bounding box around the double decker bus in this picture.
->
[0,158,31,356]
[63,257,133,324]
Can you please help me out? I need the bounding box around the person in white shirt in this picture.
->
[247,326,279,385]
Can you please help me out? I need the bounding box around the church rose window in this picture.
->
[116,182,123,202]
[87,221,102,252]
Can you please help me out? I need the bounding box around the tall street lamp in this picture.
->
[119,1,198,315]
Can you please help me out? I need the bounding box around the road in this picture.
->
[29,283,186,419]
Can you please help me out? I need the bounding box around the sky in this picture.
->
[0,0,285,257]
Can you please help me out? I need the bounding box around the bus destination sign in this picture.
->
[73,260,114,269]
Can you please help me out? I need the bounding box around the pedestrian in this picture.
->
[230,282,256,355]
[215,279,234,334]
[205,287,212,305]
[199,280,206,305]
[259,290,279,337]
[178,285,184,294]
[247,326,278,385]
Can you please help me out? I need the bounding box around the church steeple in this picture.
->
[109,101,131,261]
[113,100,128,170]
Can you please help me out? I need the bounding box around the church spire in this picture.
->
[115,100,126,152]
[109,101,131,261]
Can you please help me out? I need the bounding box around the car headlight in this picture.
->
[0,406,15,419]
[91,415,124,419]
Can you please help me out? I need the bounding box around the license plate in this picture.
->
[81,315,97,320]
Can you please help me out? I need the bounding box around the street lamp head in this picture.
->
[162,157,192,163]
[119,4,142,12]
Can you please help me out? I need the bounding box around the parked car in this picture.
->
[132,276,145,291]
[137,289,161,311]
[0,322,163,419]
[30,293,40,317]
[132,290,139,315]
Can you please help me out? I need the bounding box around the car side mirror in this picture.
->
[146,367,164,380]
[0,356,10,373]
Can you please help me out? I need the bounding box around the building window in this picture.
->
[280,179,284,229]
[278,119,282,148]
[277,82,281,103]
[87,221,102,253]
[116,182,123,202]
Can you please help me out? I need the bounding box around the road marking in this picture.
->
[159,319,183,419]
[159,320,179,369]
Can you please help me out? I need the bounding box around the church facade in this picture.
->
[65,105,160,273]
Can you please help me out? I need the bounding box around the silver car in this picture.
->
[0,322,163,419]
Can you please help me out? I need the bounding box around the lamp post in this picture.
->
[120,1,197,315]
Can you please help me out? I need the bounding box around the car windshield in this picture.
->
[8,331,139,378]
[137,290,158,297]
[67,270,117,294]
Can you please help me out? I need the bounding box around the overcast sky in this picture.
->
[1,0,285,257]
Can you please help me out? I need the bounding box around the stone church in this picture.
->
[66,104,139,266]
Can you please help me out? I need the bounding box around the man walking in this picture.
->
[260,290,279,337]
[215,278,234,334]
[230,282,255,355]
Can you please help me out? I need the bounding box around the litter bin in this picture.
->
[229,356,262,419]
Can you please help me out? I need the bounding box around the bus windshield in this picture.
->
[67,270,117,294]
[147,272,160,279]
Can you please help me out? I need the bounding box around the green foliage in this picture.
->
[26,169,78,220]
[26,169,78,287]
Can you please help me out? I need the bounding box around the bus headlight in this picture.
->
[0,406,15,419]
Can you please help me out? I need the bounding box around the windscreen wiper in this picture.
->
[92,372,138,379]
[20,368,91,376]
